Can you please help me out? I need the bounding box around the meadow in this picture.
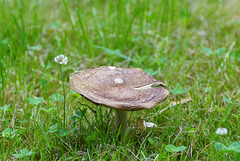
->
[0,0,240,160]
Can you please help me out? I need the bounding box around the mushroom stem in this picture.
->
[115,109,128,129]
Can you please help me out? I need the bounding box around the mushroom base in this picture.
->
[115,109,128,129]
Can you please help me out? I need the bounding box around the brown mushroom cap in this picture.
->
[70,66,169,111]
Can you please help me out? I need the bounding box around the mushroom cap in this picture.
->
[70,66,169,111]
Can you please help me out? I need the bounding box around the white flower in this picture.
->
[54,55,68,65]
[215,127,228,135]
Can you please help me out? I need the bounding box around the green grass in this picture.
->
[0,0,240,160]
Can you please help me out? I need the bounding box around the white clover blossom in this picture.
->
[215,127,228,135]
[54,54,68,65]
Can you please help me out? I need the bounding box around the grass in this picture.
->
[0,0,240,160]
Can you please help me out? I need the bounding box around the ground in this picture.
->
[0,0,240,160]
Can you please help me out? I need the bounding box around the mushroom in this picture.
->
[70,66,169,130]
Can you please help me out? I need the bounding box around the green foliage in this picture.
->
[0,0,240,160]
[86,131,99,141]
[232,114,240,118]
[215,142,240,160]
[26,97,44,106]
[223,97,233,104]
[145,68,159,76]
[165,144,187,153]
[170,85,192,95]
[202,47,214,55]
[59,128,77,137]
[2,128,18,139]
[70,108,87,121]
[202,47,226,56]
[215,142,240,153]
[40,107,57,113]
[28,45,42,51]
[148,137,160,146]
[51,93,64,101]
[47,123,59,133]
[0,104,11,112]
[12,148,34,159]
[94,45,132,62]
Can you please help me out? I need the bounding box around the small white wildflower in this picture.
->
[215,127,228,135]
[54,54,68,65]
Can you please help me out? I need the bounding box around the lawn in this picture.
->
[0,0,240,160]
